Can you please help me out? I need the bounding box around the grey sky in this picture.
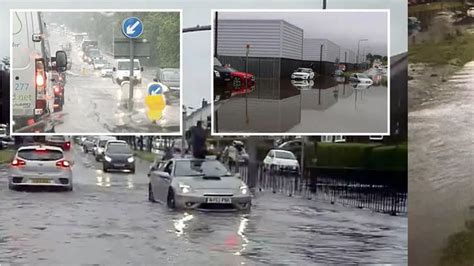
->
[220,11,388,56]
[0,0,406,110]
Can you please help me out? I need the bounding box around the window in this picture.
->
[334,136,346,143]
[321,136,333,143]
[274,151,296,160]
[17,148,63,161]
[164,161,173,175]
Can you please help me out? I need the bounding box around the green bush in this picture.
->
[0,149,15,164]
[314,142,407,171]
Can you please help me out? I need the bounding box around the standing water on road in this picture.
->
[409,62,474,266]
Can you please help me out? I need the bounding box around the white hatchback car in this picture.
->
[349,73,373,85]
[291,68,315,80]
[263,149,300,174]
[8,145,73,191]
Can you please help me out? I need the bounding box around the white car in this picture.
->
[291,68,315,80]
[263,149,300,174]
[349,73,373,85]
[100,63,114,77]
[112,59,143,85]
[8,145,73,191]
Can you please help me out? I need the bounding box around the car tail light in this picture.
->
[11,158,26,167]
[35,59,46,90]
[56,160,71,168]
[54,86,60,93]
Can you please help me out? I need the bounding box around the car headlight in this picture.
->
[240,182,248,195]
[127,157,134,163]
[104,155,112,162]
[179,182,191,194]
[97,147,104,153]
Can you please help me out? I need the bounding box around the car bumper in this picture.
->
[174,193,251,211]
[291,75,309,80]
[103,161,135,170]
[8,175,72,187]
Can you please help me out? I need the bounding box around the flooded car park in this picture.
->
[215,73,388,134]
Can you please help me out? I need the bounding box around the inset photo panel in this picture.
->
[212,9,390,135]
[10,9,182,135]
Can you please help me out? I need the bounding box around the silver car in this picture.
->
[8,145,73,191]
[148,158,251,211]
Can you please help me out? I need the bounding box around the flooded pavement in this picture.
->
[409,62,474,266]
[215,71,388,134]
[0,144,407,265]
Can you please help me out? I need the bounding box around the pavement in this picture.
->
[0,144,407,265]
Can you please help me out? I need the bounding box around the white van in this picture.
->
[112,59,143,85]
[11,11,67,130]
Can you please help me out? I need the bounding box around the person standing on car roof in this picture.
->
[191,121,207,159]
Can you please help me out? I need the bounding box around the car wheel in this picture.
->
[8,183,17,190]
[65,184,73,192]
[95,156,99,162]
[148,183,156,202]
[167,189,176,209]
[103,165,108,172]
[130,168,135,174]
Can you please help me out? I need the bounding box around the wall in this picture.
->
[303,39,340,63]
[217,19,303,60]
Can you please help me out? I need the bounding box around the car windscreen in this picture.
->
[95,59,107,64]
[161,70,179,81]
[17,149,63,161]
[274,151,296,160]
[0,128,6,135]
[99,140,110,147]
[118,61,139,70]
[107,144,131,154]
[297,68,310,73]
[174,160,231,177]
[48,136,66,141]
[358,74,370,79]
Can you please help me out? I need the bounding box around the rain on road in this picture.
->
[0,144,407,265]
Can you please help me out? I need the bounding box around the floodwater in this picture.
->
[215,73,388,134]
[409,62,474,265]
[0,145,407,265]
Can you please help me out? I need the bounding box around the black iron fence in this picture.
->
[232,163,407,216]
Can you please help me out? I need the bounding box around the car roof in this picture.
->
[18,145,64,152]
[99,136,117,140]
[106,140,127,144]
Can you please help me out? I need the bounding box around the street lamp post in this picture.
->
[356,39,368,69]
[322,0,327,9]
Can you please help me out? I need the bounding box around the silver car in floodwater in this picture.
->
[148,158,251,211]
[8,145,73,191]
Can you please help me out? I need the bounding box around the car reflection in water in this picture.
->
[215,74,388,133]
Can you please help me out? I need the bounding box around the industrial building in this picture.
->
[216,19,304,79]
[302,38,340,75]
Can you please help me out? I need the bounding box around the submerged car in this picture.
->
[148,158,251,211]
[214,57,255,89]
[291,68,315,80]
[102,141,135,173]
[8,145,73,191]
[349,73,373,85]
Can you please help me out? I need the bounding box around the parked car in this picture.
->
[45,135,71,151]
[100,63,114,77]
[148,158,251,211]
[263,149,300,174]
[93,136,117,162]
[334,69,344,77]
[102,141,135,173]
[155,68,180,91]
[349,73,373,85]
[291,68,315,80]
[0,137,15,150]
[8,145,73,191]
[214,58,255,89]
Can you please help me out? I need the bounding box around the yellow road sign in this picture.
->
[145,95,166,121]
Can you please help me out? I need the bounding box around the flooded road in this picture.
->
[215,72,388,134]
[0,144,407,265]
[409,62,474,265]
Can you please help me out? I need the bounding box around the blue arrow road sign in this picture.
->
[121,17,144,39]
[148,83,163,95]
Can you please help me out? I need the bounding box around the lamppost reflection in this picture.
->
[234,215,249,256]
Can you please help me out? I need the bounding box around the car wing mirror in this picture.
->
[141,67,144,72]
[55,50,68,69]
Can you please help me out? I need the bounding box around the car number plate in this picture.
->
[31,178,51,184]
[206,197,231,204]
[114,164,125,167]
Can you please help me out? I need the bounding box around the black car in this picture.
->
[102,142,135,173]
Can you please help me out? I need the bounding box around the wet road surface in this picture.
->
[215,70,388,134]
[409,62,474,265]
[0,144,407,265]
[47,28,180,133]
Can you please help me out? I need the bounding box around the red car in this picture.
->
[45,136,71,151]
[214,57,255,89]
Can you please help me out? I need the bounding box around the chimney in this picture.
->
[202,98,208,108]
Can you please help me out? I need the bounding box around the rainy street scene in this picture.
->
[407,1,474,266]
[0,135,407,264]
[10,11,181,134]
[213,11,389,134]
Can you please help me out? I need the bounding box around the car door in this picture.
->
[153,161,174,202]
